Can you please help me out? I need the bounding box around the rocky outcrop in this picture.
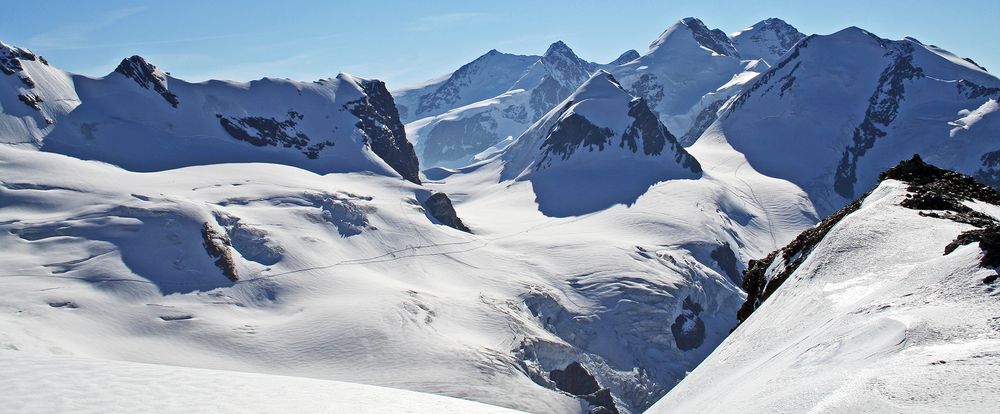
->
[114,56,179,107]
[217,112,334,159]
[976,148,1000,188]
[880,155,1000,272]
[0,41,40,76]
[201,222,238,282]
[424,193,471,233]
[670,297,706,351]
[549,362,619,414]
[680,17,739,57]
[18,93,42,111]
[348,78,421,184]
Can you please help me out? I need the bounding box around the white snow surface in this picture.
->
[649,180,1000,413]
[0,351,526,413]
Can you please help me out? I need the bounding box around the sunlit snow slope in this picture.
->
[649,159,1000,413]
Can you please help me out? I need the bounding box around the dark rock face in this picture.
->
[217,112,333,159]
[201,223,239,282]
[550,362,600,395]
[621,98,667,155]
[738,155,1000,325]
[348,78,421,184]
[976,148,1000,189]
[422,112,499,166]
[679,98,725,146]
[670,297,706,351]
[834,43,925,198]
[711,242,740,284]
[538,111,615,165]
[681,17,739,57]
[114,56,179,107]
[18,93,42,111]
[549,362,619,414]
[956,80,1000,100]
[536,82,701,174]
[608,50,640,66]
[424,192,471,233]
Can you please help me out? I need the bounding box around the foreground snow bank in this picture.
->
[0,351,526,414]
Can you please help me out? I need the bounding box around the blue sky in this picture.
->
[3,0,997,89]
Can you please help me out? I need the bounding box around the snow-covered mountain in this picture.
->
[499,70,702,216]
[0,47,420,183]
[399,18,806,169]
[712,27,1000,215]
[610,18,746,142]
[402,41,620,169]
[650,156,1000,413]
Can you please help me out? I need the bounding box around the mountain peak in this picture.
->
[608,49,640,66]
[544,40,576,59]
[113,55,178,107]
[651,17,739,57]
[569,70,626,100]
[731,17,805,63]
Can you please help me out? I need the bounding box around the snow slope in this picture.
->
[0,41,79,145]
[649,159,1000,413]
[714,26,1000,215]
[0,351,527,414]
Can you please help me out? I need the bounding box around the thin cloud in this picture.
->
[28,6,146,48]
